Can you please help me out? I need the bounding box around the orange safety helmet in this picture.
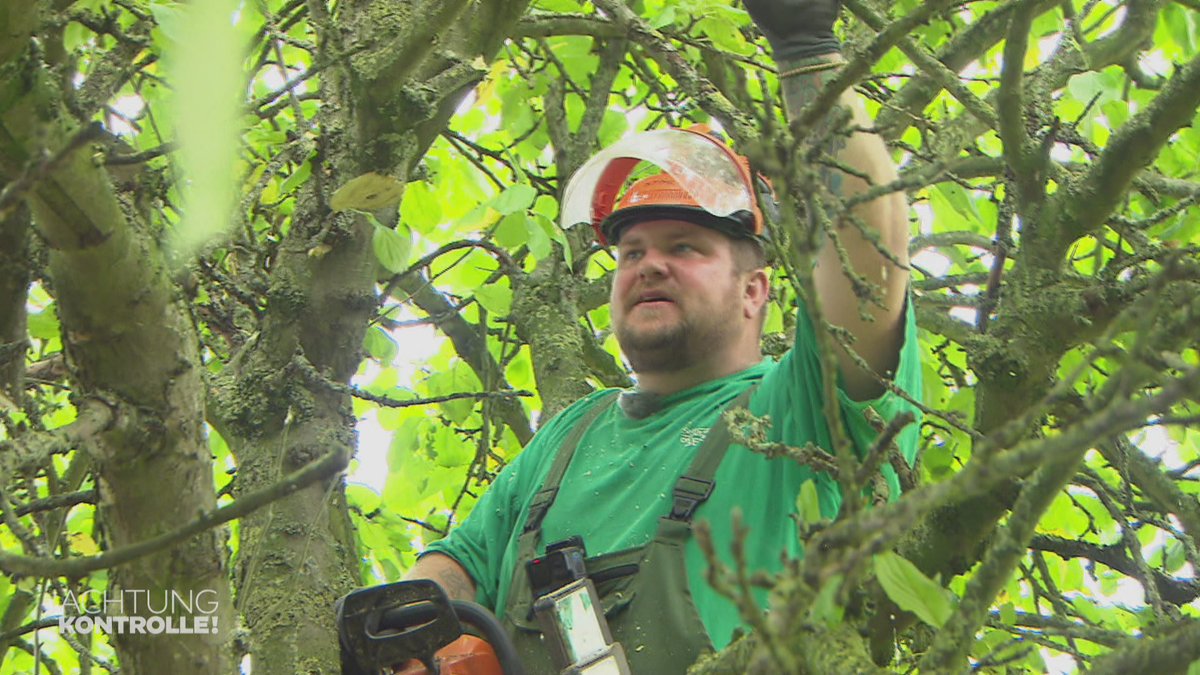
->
[560,126,773,246]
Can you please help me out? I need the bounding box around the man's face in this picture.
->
[610,219,749,374]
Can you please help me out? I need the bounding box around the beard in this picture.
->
[616,316,693,373]
[615,300,738,374]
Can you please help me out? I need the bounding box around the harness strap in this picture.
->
[522,383,761,534]
[522,391,620,534]
[662,384,759,523]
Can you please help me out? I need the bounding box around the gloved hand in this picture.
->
[742,0,842,62]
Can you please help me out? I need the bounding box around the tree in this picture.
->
[0,0,1198,673]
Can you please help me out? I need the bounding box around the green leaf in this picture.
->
[492,183,537,215]
[999,602,1016,625]
[874,551,955,628]
[387,417,424,468]
[346,484,381,513]
[1165,540,1186,572]
[763,301,783,334]
[1187,657,1200,675]
[430,424,473,468]
[696,16,753,55]
[527,213,555,260]
[0,573,11,616]
[649,5,676,28]
[795,479,821,524]
[373,223,413,274]
[494,211,529,249]
[363,326,397,363]
[27,308,59,341]
[376,402,411,430]
[1164,3,1199,53]
[426,363,483,424]
[400,180,443,233]
[149,3,187,44]
[505,346,535,390]
[279,155,313,196]
[476,283,513,315]
[936,183,982,224]
[1071,594,1103,624]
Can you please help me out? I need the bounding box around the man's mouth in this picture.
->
[633,292,674,309]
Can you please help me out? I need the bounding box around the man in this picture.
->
[403,0,920,672]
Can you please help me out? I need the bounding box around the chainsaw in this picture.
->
[337,577,632,675]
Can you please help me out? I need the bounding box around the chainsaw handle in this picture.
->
[379,600,526,675]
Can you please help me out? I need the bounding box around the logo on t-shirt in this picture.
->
[680,427,708,448]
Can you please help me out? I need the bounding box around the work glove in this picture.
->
[741,0,842,62]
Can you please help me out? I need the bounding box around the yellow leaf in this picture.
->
[474,58,508,106]
[330,172,405,212]
[69,532,99,556]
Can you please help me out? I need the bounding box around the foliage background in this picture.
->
[0,0,1199,673]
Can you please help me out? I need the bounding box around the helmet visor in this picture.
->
[560,128,756,232]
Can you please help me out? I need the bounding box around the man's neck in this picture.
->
[635,350,761,396]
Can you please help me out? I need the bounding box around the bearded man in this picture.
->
[400,1,921,672]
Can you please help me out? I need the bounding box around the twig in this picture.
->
[105,142,175,165]
[13,490,97,518]
[0,617,61,646]
[353,388,533,409]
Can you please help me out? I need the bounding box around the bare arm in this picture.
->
[403,552,478,602]
[780,55,911,400]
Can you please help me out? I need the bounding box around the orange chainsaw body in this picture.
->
[391,635,502,675]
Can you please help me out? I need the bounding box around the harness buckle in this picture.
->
[667,476,714,522]
[524,487,559,533]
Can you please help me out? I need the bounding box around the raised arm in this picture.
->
[746,0,910,400]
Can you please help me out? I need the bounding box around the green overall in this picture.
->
[502,387,757,675]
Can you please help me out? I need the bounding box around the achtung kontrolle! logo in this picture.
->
[58,589,220,635]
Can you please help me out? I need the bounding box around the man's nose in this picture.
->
[636,248,668,278]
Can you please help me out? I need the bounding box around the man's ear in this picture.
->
[743,268,770,319]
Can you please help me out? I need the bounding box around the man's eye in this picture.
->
[620,250,642,261]
[672,243,695,253]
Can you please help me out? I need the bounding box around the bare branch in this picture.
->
[0,447,347,577]
[0,398,115,485]
[1046,48,1200,263]
[920,450,1083,673]
[1086,619,1200,675]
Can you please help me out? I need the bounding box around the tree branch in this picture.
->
[397,274,534,444]
[1048,48,1200,261]
[795,0,961,132]
[808,363,1200,582]
[1086,617,1200,675]
[0,397,115,485]
[588,0,757,144]
[920,450,1084,673]
[996,0,1036,181]
[846,0,998,131]
[1099,435,1200,548]
[1031,533,1200,605]
[874,0,1061,140]
[513,13,623,40]
[0,447,347,577]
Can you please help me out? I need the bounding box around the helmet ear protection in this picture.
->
[560,126,775,246]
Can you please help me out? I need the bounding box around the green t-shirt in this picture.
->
[424,300,922,649]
